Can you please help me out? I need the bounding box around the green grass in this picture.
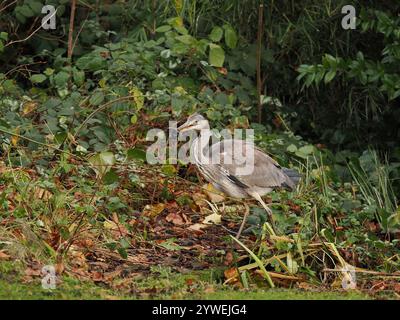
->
[0,277,372,300]
[0,262,372,300]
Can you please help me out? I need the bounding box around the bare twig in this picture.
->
[72,96,134,141]
[256,3,264,123]
[0,0,17,15]
[67,0,77,59]
[71,14,89,57]
[0,126,85,162]
[5,9,58,47]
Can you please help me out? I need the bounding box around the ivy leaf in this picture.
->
[209,44,225,67]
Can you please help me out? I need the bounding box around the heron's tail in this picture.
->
[282,167,301,188]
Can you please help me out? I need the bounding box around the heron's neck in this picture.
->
[193,127,211,164]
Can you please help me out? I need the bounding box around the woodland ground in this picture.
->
[0,261,376,300]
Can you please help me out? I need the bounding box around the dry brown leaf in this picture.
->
[188,223,207,232]
[224,268,239,284]
[192,192,208,208]
[91,271,104,282]
[204,285,215,293]
[34,187,52,200]
[217,67,228,75]
[22,101,38,115]
[55,262,65,275]
[166,212,185,225]
[24,267,41,277]
[203,183,225,203]
[224,252,233,266]
[0,250,10,260]
[203,212,222,225]
[143,203,166,218]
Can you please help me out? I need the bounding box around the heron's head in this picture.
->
[178,113,209,133]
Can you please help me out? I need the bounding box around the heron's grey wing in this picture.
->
[211,140,294,189]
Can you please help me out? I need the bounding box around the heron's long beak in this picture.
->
[177,122,194,133]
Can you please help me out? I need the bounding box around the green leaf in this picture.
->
[159,238,184,251]
[231,236,274,288]
[175,26,188,35]
[286,144,298,153]
[76,55,106,71]
[298,145,314,155]
[103,169,119,185]
[130,86,144,110]
[321,228,335,242]
[0,32,8,41]
[209,26,223,42]
[15,11,26,23]
[89,91,105,106]
[324,70,337,83]
[155,25,171,33]
[127,148,146,161]
[44,68,54,76]
[88,151,116,177]
[72,68,85,86]
[28,1,43,14]
[117,247,128,259]
[19,5,35,17]
[223,25,238,49]
[99,151,116,165]
[176,35,194,45]
[119,237,131,249]
[130,114,138,124]
[30,74,47,84]
[171,96,185,115]
[0,41,4,53]
[161,164,176,176]
[209,44,225,67]
[53,71,69,88]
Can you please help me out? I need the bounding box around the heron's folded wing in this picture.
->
[212,140,291,189]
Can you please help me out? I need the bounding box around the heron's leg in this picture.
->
[236,202,250,239]
[249,192,276,230]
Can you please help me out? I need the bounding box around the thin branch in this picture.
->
[5,9,58,47]
[72,96,134,141]
[71,14,89,56]
[0,126,85,162]
[0,0,18,15]
[67,0,77,59]
[256,3,264,123]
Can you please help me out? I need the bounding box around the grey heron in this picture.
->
[178,113,300,238]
